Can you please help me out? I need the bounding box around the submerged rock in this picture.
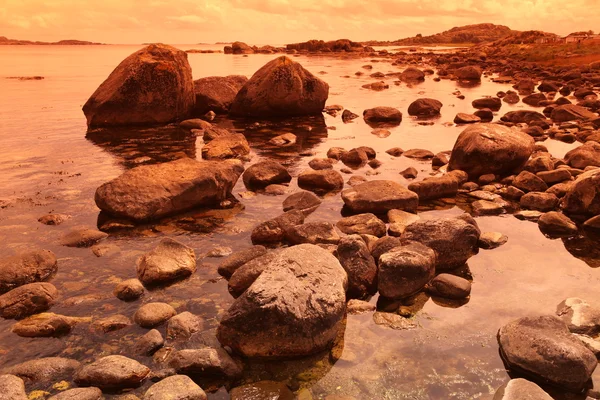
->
[95,158,243,222]
[378,243,436,299]
[230,381,294,400]
[229,56,329,117]
[60,228,108,248]
[0,282,58,319]
[217,244,347,357]
[143,374,207,400]
[0,250,57,294]
[136,238,196,286]
[83,44,194,127]
[341,180,418,214]
[74,355,150,390]
[11,313,78,337]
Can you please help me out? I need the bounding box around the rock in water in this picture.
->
[0,250,57,294]
[556,297,600,336]
[562,169,600,217]
[336,235,378,298]
[193,75,247,115]
[493,379,553,400]
[497,315,597,391]
[565,141,600,169]
[378,243,436,299]
[143,374,207,400]
[48,388,103,400]
[0,282,58,319]
[83,44,194,127]
[136,238,196,286]
[449,123,534,178]
[217,244,348,357]
[168,347,242,379]
[407,98,442,117]
[550,104,597,123]
[74,355,150,390]
[229,56,329,117]
[341,180,418,214]
[95,158,243,222]
[5,357,81,384]
[0,375,27,400]
[242,161,291,189]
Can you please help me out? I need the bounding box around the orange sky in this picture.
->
[1,0,599,44]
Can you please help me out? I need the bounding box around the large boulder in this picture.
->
[229,56,328,117]
[341,180,418,214]
[0,282,58,319]
[448,123,534,178]
[401,215,480,271]
[550,104,597,123]
[95,158,243,221]
[136,238,196,286]
[0,250,57,294]
[565,141,600,169]
[217,244,348,357]
[407,98,442,117]
[562,169,600,217]
[74,355,150,390]
[378,243,436,299]
[231,42,254,54]
[83,44,194,127]
[497,316,597,391]
[192,75,247,115]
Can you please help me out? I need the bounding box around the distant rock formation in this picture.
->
[0,36,103,45]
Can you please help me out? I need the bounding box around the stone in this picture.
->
[136,238,196,286]
[378,243,436,299]
[551,104,597,123]
[297,169,344,193]
[512,171,548,193]
[0,250,57,294]
[168,348,242,379]
[373,311,417,330]
[497,316,597,391]
[472,97,502,111]
[562,169,600,217]
[49,387,104,400]
[584,215,600,232]
[230,56,328,117]
[455,66,482,81]
[520,192,559,212]
[217,246,267,278]
[401,216,480,270]
[537,169,571,185]
[478,232,508,249]
[472,200,505,216]
[143,375,206,400]
[522,93,547,107]
[524,156,553,174]
[371,236,402,261]
[341,180,418,214]
[83,44,194,127]
[269,133,297,146]
[336,213,386,237]
[92,314,131,333]
[515,210,543,222]
[454,113,481,124]
[250,210,304,245]
[399,167,418,179]
[309,158,334,170]
[449,124,534,178]
[340,148,368,167]
[74,355,150,390]
[492,378,552,400]
[134,302,177,328]
[400,67,425,81]
[407,98,442,117]
[4,357,81,384]
[501,110,547,125]
[227,252,279,298]
[282,191,322,216]
[95,158,243,222]
[11,313,77,337]
[242,161,291,189]
[403,149,434,160]
[230,381,293,400]
[217,244,347,357]
[363,107,403,124]
[231,41,253,54]
[0,375,27,400]
[347,299,376,314]
[386,147,404,157]
[474,108,494,122]
[0,282,58,319]
[341,109,358,123]
[201,133,250,160]
[136,329,164,356]
[113,279,144,301]
[556,298,600,336]
[565,142,600,169]
[336,235,377,298]
[192,75,247,115]
[38,213,70,226]
[60,229,108,248]
[408,174,458,201]
[166,312,203,340]
[426,274,471,299]
[285,222,340,245]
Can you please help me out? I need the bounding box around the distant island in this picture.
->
[0,36,104,45]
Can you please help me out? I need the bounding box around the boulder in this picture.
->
[454,66,482,81]
[0,282,58,319]
[497,315,597,391]
[284,222,340,245]
[282,191,322,216]
[501,111,547,124]
[95,158,243,222]
[201,134,250,160]
[143,375,206,400]
[231,42,254,54]
[83,44,194,127]
[492,379,552,400]
[454,113,481,124]
[166,311,203,340]
[230,381,294,400]
[522,93,547,107]
[551,104,597,123]
[11,313,77,337]
[336,235,378,298]
[0,250,57,294]
[250,210,304,245]
[74,355,150,390]
[114,279,144,301]
[565,141,600,169]
[242,161,291,189]
[512,171,548,193]
[407,98,442,117]
[341,180,418,214]
[401,216,480,270]
[400,67,425,82]
[217,244,348,357]
[336,213,386,237]
[229,56,328,117]
[192,75,247,115]
[0,375,27,400]
[60,228,108,248]
[135,329,164,356]
[562,169,600,217]
[378,243,436,299]
[136,238,196,286]
[448,124,534,178]
[520,192,559,212]
[227,252,279,298]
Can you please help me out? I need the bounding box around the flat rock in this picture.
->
[426,273,471,299]
[363,107,403,124]
[74,355,150,390]
[336,213,386,237]
[38,214,71,226]
[478,232,508,249]
[12,313,78,337]
[285,222,340,245]
[341,180,418,214]
[61,229,108,248]
[565,141,600,169]
[230,381,293,400]
[538,211,578,237]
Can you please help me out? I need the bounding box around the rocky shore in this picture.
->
[2,40,600,399]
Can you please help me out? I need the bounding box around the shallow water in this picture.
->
[0,45,598,399]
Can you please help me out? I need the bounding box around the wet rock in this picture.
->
[341,180,418,214]
[217,246,267,278]
[576,335,600,358]
[363,107,403,124]
[201,133,250,160]
[565,142,600,169]
[285,222,340,245]
[114,279,144,301]
[0,250,57,294]
[341,109,358,123]
[524,156,553,173]
[250,210,304,245]
[371,236,402,262]
[4,357,81,384]
[282,191,322,216]
[83,44,194,127]
[454,113,481,124]
[0,282,58,319]
[562,169,600,217]
[336,235,377,298]
[92,314,131,333]
[399,167,418,179]
[400,67,425,82]
[168,347,242,379]
[492,378,552,400]
[556,298,600,336]
[520,192,559,212]
[143,375,206,400]
[136,238,196,287]
[134,302,177,328]
[38,213,70,226]
[512,171,548,193]
[230,56,328,117]
[378,243,436,299]
[12,313,77,337]
[269,132,297,147]
[501,110,547,125]
[455,66,482,82]
[497,315,597,391]
[297,169,344,193]
[347,299,376,314]
[584,215,600,232]
[230,381,293,400]
[403,149,434,160]
[408,174,458,201]
[242,161,291,189]
[371,128,391,138]
[407,98,442,117]
[166,312,202,340]
[551,104,597,123]
[48,387,103,400]
[401,216,480,270]
[217,244,347,357]
[472,97,501,111]
[449,124,534,178]
[478,232,508,249]
[327,147,347,160]
[95,158,243,222]
[336,213,386,237]
[0,374,27,400]
[426,273,471,299]
[136,329,164,356]
[74,355,150,390]
[193,75,247,115]
[503,92,520,104]
[474,108,494,122]
[387,210,420,237]
[515,210,543,222]
[340,148,368,167]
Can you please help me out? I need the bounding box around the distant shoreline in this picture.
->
[0,36,104,46]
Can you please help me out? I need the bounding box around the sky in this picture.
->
[0,0,599,45]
